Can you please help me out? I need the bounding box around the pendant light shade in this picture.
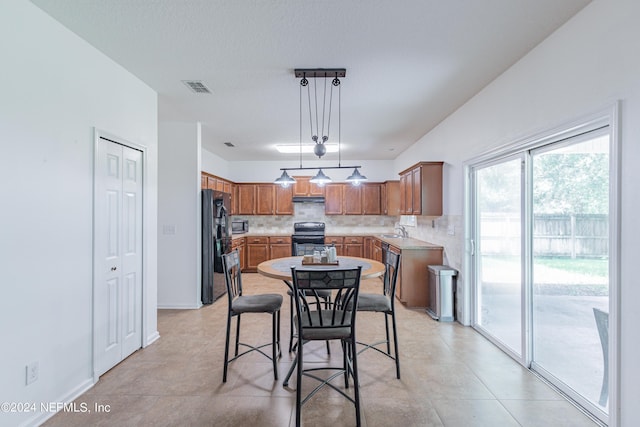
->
[345,168,368,186]
[309,168,332,186]
[273,170,296,187]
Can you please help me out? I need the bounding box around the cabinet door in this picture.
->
[344,236,364,257]
[326,236,344,256]
[207,176,217,192]
[362,183,381,215]
[237,184,256,215]
[385,181,401,216]
[230,184,239,216]
[222,180,232,194]
[246,241,269,271]
[411,167,422,215]
[324,184,343,215]
[275,185,293,215]
[256,184,275,215]
[401,172,413,214]
[372,239,382,263]
[364,236,374,259]
[344,185,363,215]
[293,176,311,196]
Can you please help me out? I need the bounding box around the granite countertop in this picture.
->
[374,235,443,250]
[231,231,442,250]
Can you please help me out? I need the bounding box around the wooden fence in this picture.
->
[480,213,608,258]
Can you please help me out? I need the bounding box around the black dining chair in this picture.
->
[353,249,402,379]
[287,243,333,353]
[221,249,282,382]
[290,266,363,427]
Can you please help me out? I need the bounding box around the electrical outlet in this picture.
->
[447,225,455,236]
[26,362,38,385]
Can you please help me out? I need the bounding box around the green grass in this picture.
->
[533,257,608,277]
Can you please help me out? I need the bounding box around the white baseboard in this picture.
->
[21,378,94,427]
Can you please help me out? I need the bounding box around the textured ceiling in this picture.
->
[32,0,591,161]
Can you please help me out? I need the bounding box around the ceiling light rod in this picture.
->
[279,165,361,171]
[294,68,346,78]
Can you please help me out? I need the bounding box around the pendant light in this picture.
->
[274,68,367,187]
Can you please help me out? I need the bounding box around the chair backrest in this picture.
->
[221,249,243,301]
[292,243,334,256]
[593,307,609,354]
[383,250,401,298]
[290,267,362,335]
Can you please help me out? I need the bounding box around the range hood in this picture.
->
[292,196,325,203]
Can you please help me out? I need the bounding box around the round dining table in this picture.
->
[257,255,385,283]
[257,255,385,386]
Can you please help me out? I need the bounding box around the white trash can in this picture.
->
[426,265,457,322]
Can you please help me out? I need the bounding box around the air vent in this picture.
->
[182,80,212,94]
[224,142,235,147]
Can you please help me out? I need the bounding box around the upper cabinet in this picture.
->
[201,172,232,193]
[237,183,293,215]
[292,176,325,197]
[383,180,400,216]
[399,162,443,216]
[324,183,382,215]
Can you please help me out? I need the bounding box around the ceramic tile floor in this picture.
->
[44,274,600,427]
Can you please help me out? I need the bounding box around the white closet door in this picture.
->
[95,137,143,376]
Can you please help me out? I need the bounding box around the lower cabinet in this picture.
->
[246,236,269,272]
[325,236,344,255]
[231,237,246,271]
[343,236,364,257]
[394,247,443,308]
[269,236,291,259]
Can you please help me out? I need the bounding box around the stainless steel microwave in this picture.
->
[231,219,249,234]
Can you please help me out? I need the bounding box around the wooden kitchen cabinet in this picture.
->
[372,238,382,263]
[324,184,343,215]
[362,183,382,215]
[269,236,292,259]
[275,185,293,215]
[293,176,325,197]
[245,236,269,272]
[343,236,364,257]
[364,236,374,259]
[399,162,443,216]
[237,184,256,215]
[256,184,275,215]
[325,236,344,255]
[343,185,362,215]
[231,237,246,271]
[230,184,239,215]
[383,181,400,216]
[394,245,443,308]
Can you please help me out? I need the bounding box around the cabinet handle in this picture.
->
[111,266,117,271]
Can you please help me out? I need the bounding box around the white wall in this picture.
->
[0,2,158,426]
[158,122,201,308]
[395,0,638,424]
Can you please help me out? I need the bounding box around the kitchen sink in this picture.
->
[381,234,404,239]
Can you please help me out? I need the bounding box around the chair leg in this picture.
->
[272,311,279,381]
[390,310,401,379]
[235,313,241,356]
[289,293,295,353]
[223,311,232,383]
[350,338,362,427]
[295,338,304,427]
[384,313,391,354]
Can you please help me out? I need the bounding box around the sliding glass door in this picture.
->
[474,156,524,359]
[531,134,609,415]
[470,123,612,423]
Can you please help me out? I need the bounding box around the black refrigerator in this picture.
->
[202,189,231,304]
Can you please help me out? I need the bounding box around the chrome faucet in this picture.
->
[395,225,409,238]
